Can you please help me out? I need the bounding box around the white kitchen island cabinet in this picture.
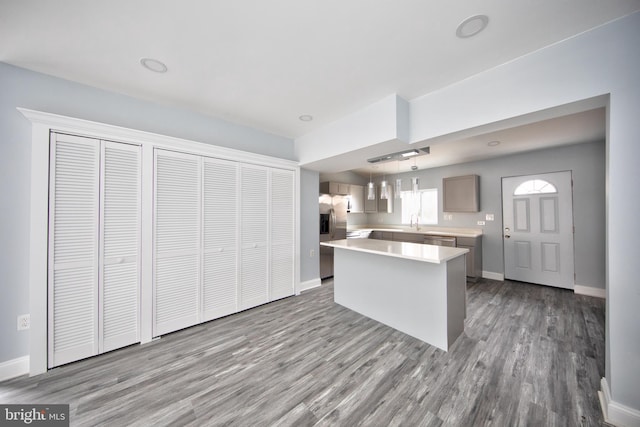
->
[320,239,468,351]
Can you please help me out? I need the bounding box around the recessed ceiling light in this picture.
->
[488,140,500,147]
[456,15,489,38]
[140,57,168,73]
[298,115,313,122]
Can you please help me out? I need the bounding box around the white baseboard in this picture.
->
[0,356,29,382]
[482,271,504,281]
[297,278,321,294]
[599,377,640,426]
[574,284,606,299]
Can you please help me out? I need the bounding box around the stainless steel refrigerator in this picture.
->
[319,193,348,279]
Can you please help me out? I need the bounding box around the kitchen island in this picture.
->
[320,239,468,351]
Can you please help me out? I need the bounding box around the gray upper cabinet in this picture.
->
[443,175,480,212]
[319,181,349,195]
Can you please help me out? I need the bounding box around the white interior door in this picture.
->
[270,168,295,301]
[202,157,239,321]
[154,149,201,335]
[100,141,141,352]
[49,133,142,367]
[48,134,100,367]
[239,164,269,310]
[502,171,574,289]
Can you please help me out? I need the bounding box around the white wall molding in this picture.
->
[0,356,29,382]
[18,108,298,170]
[599,377,640,427]
[575,285,606,299]
[297,278,321,294]
[482,271,504,281]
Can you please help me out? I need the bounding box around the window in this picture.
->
[401,189,438,225]
[514,179,557,195]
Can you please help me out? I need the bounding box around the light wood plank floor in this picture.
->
[0,278,606,426]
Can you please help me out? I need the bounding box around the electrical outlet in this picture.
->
[477,220,486,226]
[17,314,30,331]
[486,214,495,221]
[310,249,315,258]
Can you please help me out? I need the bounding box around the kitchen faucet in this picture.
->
[410,214,420,230]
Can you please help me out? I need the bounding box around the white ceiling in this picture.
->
[1,1,635,171]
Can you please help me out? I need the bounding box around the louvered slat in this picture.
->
[48,134,99,367]
[202,158,238,320]
[101,141,141,352]
[154,150,201,335]
[270,169,295,300]
[240,165,269,310]
[240,246,269,309]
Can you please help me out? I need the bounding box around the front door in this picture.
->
[502,171,574,289]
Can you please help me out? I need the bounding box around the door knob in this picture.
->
[504,234,511,239]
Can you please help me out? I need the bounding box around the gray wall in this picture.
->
[366,141,606,288]
[300,168,320,283]
[0,62,295,364]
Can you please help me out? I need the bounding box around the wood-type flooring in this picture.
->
[0,278,606,426]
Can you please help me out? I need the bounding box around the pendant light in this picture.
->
[411,159,419,193]
[367,170,375,200]
[380,164,389,200]
[395,161,402,198]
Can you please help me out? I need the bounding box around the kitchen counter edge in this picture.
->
[321,239,468,264]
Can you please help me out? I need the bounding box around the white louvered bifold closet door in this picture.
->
[239,164,269,310]
[48,134,100,368]
[154,150,201,336]
[270,169,295,300]
[202,157,239,321]
[100,141,141,353]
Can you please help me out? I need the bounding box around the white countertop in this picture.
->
[321,239,468,264]
[348,226,482,238]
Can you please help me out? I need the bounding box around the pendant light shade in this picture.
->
[395,178,402,198]
[380,180,389,200]
[412,177,419,193]
[367,181,375,200]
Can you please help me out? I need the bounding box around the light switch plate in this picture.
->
[477,220,486,226]
[486,214,495,221]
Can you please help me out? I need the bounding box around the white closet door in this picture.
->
[48,133,100,367]
[100,141,141,352]
[202,157,238,321]
[270,169,295,300]
[240,164,269,310]
[154,150,201,336]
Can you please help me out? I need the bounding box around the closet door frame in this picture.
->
[22,108,299,376]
